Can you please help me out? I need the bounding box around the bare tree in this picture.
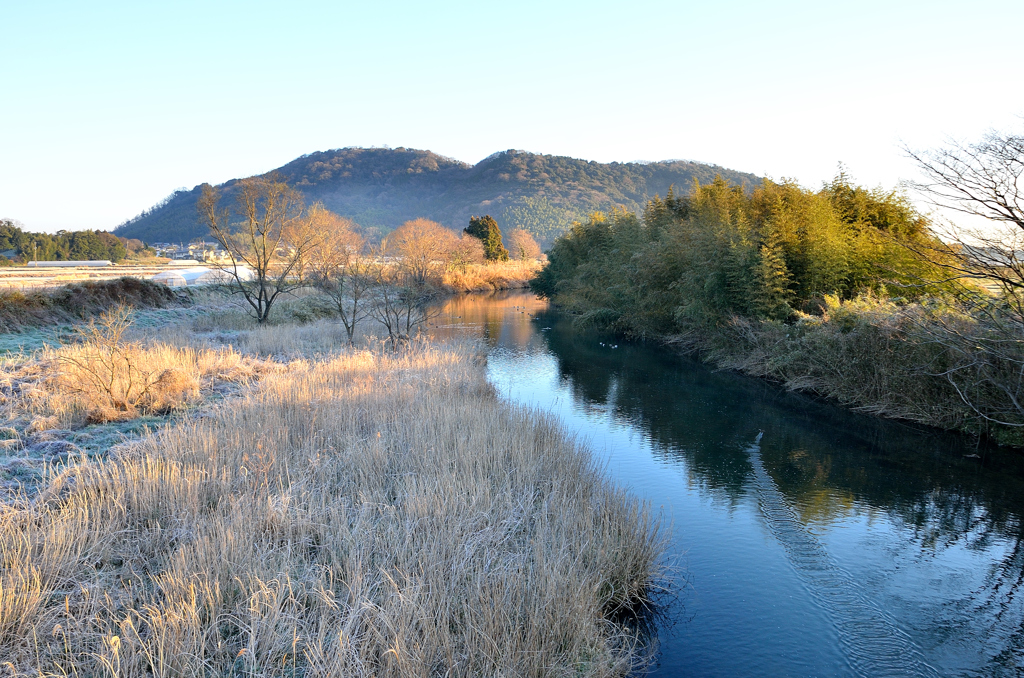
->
[197,174,320,324]
[305,203,369,343]
[365,241,440,349]
[906,129,1024,320]
[508,228,542,260]
[388,218,457,284]
[905,127,1024,430]
[448,233,486,272]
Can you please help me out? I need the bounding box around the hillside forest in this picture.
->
[114,147,760,246]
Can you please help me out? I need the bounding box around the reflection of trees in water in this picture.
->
[535,308,1024,629]
[431,291,546,349]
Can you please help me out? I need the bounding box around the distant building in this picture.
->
[152,266,254,287]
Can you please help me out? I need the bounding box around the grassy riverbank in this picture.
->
[533,176,1024,445]
[0,298,660,675]
[663,295,1023,443]
[0,277,186,334]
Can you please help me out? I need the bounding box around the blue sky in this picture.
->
[2,0,1023,232]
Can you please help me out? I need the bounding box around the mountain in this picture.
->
[114,147,761,246]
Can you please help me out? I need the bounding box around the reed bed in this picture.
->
[676,293,1024,443]
[442,260,541,293]
[0,338,660,676]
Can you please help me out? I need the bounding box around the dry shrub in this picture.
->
[56,305,154,420]
[145,367,199,413]
[3,314,265,430]
[0,341,661,676]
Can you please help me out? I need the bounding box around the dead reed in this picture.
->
[0,338,660,675]
[686,294,1024,443]
[1,322,270,432]
[442,260,541,293]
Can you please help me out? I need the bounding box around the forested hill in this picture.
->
[114,147,761,245]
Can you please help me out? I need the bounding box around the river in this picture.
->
[429,290,1024,677]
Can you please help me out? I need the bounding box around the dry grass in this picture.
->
[0,278,186,334]
[0,338,660,676]
[442,260,541,293]
[1,334,272,433]
[680,293,1024,443]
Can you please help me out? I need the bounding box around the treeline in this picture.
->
[532,174,1024,445]
[0,220,133,263]
[533,174,946,333]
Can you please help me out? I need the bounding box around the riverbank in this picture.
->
[0,301,659,675]
[531,179,1024,447]
[538,290,1024,446]
[658,295,1024,446]
[0,277,187,333]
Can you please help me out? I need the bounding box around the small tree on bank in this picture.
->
[390,218,457,283]
[449,232,486,271]
[465,215,509,261]
[198,174,320,324]
[906,130,1024,323]
[903,128,1024,432]
[305,203,369,343]
[366,240,439,349]
[508,228,542,260]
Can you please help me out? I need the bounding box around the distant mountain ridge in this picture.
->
[114,147,761,245]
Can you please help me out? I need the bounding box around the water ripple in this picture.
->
[746,433,940,678]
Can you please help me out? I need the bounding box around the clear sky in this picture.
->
[2,0,1023,232]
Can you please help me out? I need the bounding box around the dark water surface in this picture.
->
[430,291,1024,677]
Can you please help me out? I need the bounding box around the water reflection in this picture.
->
[431,292,1024,676]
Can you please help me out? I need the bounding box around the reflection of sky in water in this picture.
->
[431,292,1024,677]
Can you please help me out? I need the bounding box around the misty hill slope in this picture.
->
[115,147,761,245]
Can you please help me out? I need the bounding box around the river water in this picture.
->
[429,290,1024,677]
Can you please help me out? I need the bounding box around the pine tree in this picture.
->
[465,215,509,261]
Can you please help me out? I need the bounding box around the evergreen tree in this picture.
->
[749,225,794,320]
[465,215,509,261]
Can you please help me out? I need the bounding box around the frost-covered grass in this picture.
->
[0,293,661,677]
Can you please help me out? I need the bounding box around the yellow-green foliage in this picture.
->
[531,175,1024,440]
[533,174,948,334]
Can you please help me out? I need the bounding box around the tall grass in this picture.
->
[442,260,541,293]
[0,338,660,675]
[2,328,267,432]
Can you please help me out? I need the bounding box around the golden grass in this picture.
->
[0,333,660,675]
[2,339,271,432]
[442,260,541,293]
